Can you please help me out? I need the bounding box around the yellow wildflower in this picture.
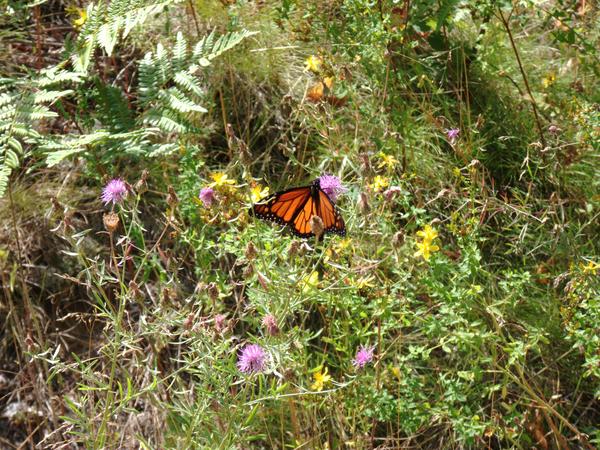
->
[580,260,599,274]
[334,238,353,253]
[371,175,390,192]
[377,152,398,170]
[542,72,556,89]
[302,271,320,293]
[66,6,87,29]
[414,240,439,261]
[210,172,236,188]
[416,224,438,244]
[311,366,332,391]
[250,184,269,203]
[355,275,375,289]
[391,366,401,380]
[73,9,87,28]
[305,55,323,73]
[323,76,334,89]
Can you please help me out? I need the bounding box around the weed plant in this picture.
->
[0,0,598,448]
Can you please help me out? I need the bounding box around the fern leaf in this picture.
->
[173,72,204,97]
[193,30,257,66]
[160,89,207,113]
[172,32,189,72]
[33,90,74,104]
[144,109,190,134]
[0,164,10,197]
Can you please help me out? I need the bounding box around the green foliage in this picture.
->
[73,0,185,72]
[139,29,257,134]
[1,0,599,448]
[0,69,79,195]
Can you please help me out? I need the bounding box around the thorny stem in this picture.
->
[499,9,547,149]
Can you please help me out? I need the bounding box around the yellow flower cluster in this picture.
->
[305,55,323,73]
[542,72,556,89]
[311,366,332,391]
[302,271,320,293]
[414,224,440,262]
[250,184,269,203]
[580,260,599,275]
[370,175,390,192]
[210,172,236,188]
[377,152,398,170]
[66,6,87,29]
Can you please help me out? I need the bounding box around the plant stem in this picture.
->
[499,9,547,148]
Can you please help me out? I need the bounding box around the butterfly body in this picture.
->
[252,179,346,238]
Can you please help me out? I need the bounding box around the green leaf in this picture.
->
[45,147,87,166]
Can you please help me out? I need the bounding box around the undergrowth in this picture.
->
[0,0,598,448]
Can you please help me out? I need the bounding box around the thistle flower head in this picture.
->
[101,178,128,205]
[237,344,267,374]
[352,345,375,369]
[102,212,119,233]
[199,187,215,207]
[318,174,346,202]
[446,128,460,144]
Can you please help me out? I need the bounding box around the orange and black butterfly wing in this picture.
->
[252,187,312,231]
[252,183,346,238]
[289,188,346,237]
[290,193,318,238]
[317,190,346,236]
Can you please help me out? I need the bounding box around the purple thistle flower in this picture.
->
[352,345,375,369]
[237,344,267,374]
[318,174,347,203]
[199,187,215,207]
[101,178,128,205]
[446,128,460,145]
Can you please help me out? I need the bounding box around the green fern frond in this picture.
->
[193,29,257,66]
[174,72,204,97]
[0,72,81,196]
[137,29,256,137]
[0,164,10,198]
[144,109,193,134]
[73,0,184,72]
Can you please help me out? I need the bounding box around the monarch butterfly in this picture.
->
[251,178,346,238]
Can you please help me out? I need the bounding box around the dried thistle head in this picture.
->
[288,241,300,258]
[357,191,370,214]
[103,212,120,233]
[207,282,219,301]
[214,314,227,333]
[262,314,279,336]
[309,216,324,240]
[245,242,258,261]
[128,280,143,301]
[359,152,371,175]
[167,185,179,207]
[135,169,149,194]
[392,230,404,248]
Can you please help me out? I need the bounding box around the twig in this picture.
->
[498,9,547,148]
[187,0,200,37]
